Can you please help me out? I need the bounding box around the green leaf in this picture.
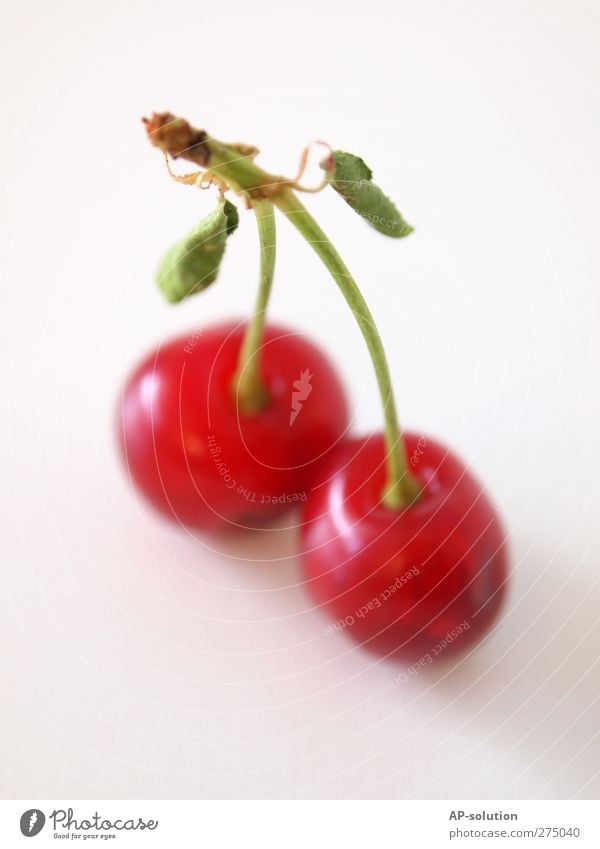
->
[322,150,413,238]
[156,198,239,303]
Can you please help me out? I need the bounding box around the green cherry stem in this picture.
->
[273,188,420,509]
[234,198,276,413]
[144,113,420,507]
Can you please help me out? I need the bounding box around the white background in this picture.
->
[1,0,599,800]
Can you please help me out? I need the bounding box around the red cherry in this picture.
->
[119,321,349,531]
[300,432,508,660]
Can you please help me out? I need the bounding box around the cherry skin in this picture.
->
[300,432,508,660]
[119,321,349,532]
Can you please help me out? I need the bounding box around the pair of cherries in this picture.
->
[120,320,507,661]
[118,113,508,662]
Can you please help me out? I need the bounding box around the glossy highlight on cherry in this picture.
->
[119,321,349,532]
[300,433,508,660]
